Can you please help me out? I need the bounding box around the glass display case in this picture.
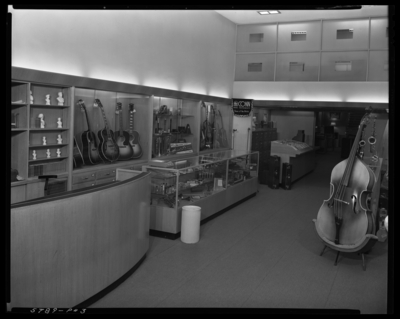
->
[142,150,259,237]
[199,102,233,152]
[152,96,198,158]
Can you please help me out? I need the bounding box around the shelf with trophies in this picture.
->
[142,150,259,239]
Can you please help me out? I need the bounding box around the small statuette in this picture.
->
[42,136,47,145]
[56,149,61,157]
[45,94,51,105]
[57,92,64,106]
[32,150,37,160]
[57,134,63,144]
[57,118,63,128]
[38,113,45,128]
[46,149,51,158]
[30,90,34,104]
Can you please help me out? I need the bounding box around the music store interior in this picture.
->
[7,6,392,314]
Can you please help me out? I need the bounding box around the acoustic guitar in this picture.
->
[95,99,120,163]
[114,103,134,160]
[128,103,143,158]
[77,99,102,165]
[72,136,84,168]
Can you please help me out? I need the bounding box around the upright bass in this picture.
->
[315,113,376,247]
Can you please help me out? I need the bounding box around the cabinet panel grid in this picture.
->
[235,16,388,82]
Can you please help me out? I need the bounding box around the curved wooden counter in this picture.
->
[10,169,151,308]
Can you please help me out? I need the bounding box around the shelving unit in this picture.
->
[10,80,72,203]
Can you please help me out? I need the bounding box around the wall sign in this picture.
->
[232,99,253,117]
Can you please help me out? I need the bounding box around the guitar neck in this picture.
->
[83,108,92,132]
[129,111,134,134]
[99,105,112,139]
[119,108,124,136]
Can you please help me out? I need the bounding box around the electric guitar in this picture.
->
[72,136,84,168]
[114,103,134,160]
[77,99,102,165]
[128,103,143,158]
[95,99,120,163]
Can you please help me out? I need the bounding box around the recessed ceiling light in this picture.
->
[258,10,281,15]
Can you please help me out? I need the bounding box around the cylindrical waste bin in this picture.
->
[181,206,201,244]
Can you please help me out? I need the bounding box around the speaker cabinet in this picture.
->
[282,163,292,190]
[267,155,280,189]
[258,170,268,185]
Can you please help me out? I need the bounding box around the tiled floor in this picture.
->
[90,150,388,313]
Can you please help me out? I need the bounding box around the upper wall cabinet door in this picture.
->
[322,19,369,51]
[277,21,321,52]
[275,52,320,81]
[235,53,275,81]
[236,24,277,53]
[370,18,389,49]
[368,50,389,81]
[320,51,368,81]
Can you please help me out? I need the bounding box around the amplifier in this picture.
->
[281,163,292,190]
[267,155,280,189]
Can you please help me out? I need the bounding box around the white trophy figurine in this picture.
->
[57,117,63,128]
[57,134,63,144]
[42,136,47,145]
[38,113,45,128]
[45,94,51,105]
[57,92,64,106]
[56,149,61,157]
[32,150,37,160]
[30,90,34,104]
[46,149,51,158]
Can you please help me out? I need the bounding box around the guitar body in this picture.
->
[81,130,102,165]
[97,128,120,163]
[114,130,134,160]
[73,137,84,168]
[129,131,143,158]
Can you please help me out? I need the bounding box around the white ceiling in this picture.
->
[215,6,389,25]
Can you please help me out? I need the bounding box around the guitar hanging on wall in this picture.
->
[128,103,143,159]
[115,102,134,160]
[77,99,102,165]
[94,98,120,163]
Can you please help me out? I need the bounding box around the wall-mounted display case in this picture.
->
[11,67,234,204]
[142,150,259,238]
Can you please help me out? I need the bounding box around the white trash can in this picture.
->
[181,206,201,244]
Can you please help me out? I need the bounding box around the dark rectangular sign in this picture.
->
[232,99,253,117]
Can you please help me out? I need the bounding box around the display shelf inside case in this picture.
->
[152,97,198,158]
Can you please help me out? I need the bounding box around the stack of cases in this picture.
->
[251,128,277,185]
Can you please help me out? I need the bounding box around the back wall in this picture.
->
[10,8,237,99]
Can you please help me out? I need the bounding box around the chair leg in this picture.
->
[320,245,327,256]
[334,250,340,266]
